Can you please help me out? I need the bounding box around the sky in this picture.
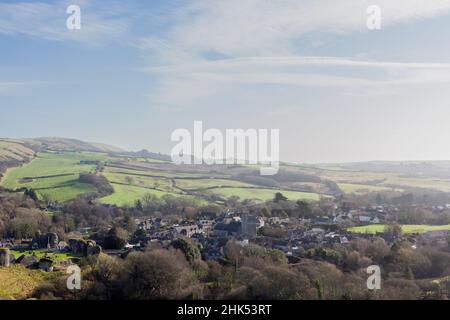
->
[1,0,450,163]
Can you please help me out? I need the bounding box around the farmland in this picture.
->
[1,151,107,202]
[206,187,323,202]
[348,224,450,234]
[3,147,448,207]
[337,183,401,194]
[174,178,256,190]
[310,162,450,193]
[5,138,450,207]
[1,148,331,206]
[99,160,328,205]
[101,183,201,207]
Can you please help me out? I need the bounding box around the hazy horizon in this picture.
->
[6,135,450,166]
[2,1,450,163]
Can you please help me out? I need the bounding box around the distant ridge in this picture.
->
[0,137,174,170]
[3,137,126,153]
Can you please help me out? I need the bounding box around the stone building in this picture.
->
[241,215,264,238]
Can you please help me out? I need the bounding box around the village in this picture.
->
[2,201,450,273]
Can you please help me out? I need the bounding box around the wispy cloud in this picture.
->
[137,0,450,108]
[0,0,131,45]
[0,80,98,96]
[3,1,450,51]
[144,56,450,108]
[3,1,450,110]
[141,0,450,62]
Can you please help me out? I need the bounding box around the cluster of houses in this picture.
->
[129,207,382,259]
[321,205,392,225]
[129,203,450,260]
[2,203,450,272]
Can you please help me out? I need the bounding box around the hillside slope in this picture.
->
[0,140,35,162]
[20,137,125,153]
[0,140,35,178]
[0,137,125,183]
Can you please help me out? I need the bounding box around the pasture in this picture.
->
[100,183,172,206]
[100,183,202,207]
[2,150,333,206]
[348,224,450,234]
[1,151,107,202]
[206,187,323,202]
[174,178,256,190]
[10,249,81,262]
[313,166,450,193]
[338,183,401,194]
[103,171,173,191]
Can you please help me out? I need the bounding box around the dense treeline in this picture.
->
[347,189,450,206]
[79,173,114,197]
[0,191,52,238]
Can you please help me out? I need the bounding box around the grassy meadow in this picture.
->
[348,224,450,234]
[1,151,107,202]
[6,148,450,207]
[100,183,173,206]
[338,183,402,194]
[10,249,82,262]
[206,187,323,202]
[174,178,256,190]
[316,167,450,193]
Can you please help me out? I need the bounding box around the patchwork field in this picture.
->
[382,177,450,193]
[105,165,213,178]
[1,151,107,202]
[348,224,450,234]
[206,187,323,202]
[103,171,173,191]
[98,161,328,205]
[101,183,180,206]
[6,144,450,207]
[174,178,256,190]
[311,165,450,193]
[1,149,408,206]
[338,183,402,194]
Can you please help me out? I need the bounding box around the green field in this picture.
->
[383,176,450,193]
[338,183,401,194]
[174,178,256,190]
[1,150,335,206]
[100,183,203,207]
[10,249,81,262]
[38,182,97,202]
[105,165,212,178]
[207,187,323,202]
[100,183,171,206]
[103,171,173,191]
[348,224,450,234]
[1,151,107,202]
[315,167,450,193]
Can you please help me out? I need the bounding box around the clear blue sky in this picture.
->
[1,0,450,163]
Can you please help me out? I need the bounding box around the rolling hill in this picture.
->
[3,137,450,207]
[0,140,35,163]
